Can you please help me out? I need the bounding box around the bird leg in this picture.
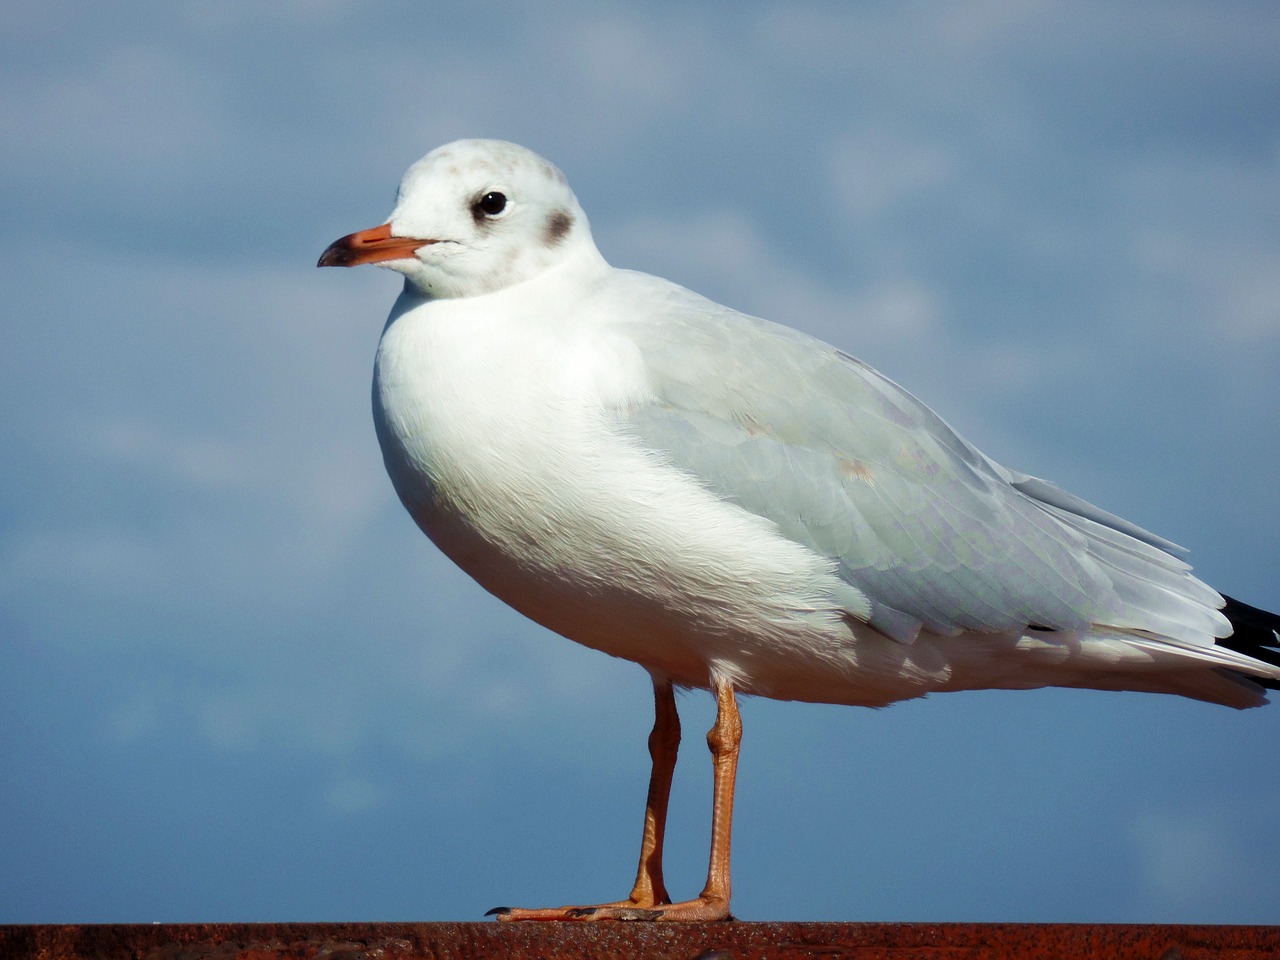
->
[490,678,740,921]
[650,677,740,920]
[626,676,681,908]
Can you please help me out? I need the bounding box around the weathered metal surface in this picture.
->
[2,922,1279,960]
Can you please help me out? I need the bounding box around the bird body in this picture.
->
[373,269,924,708]
[321,138,1280,920]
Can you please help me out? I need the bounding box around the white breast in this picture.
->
[369,274,919,700]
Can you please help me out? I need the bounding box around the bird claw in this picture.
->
[488,902,669,921]
[609,907,665,921]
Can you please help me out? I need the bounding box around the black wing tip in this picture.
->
[1221,594,1280,644]
[1220,594,1280,689]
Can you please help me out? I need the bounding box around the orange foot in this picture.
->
[487,895,731,922]
[488,680,741,925]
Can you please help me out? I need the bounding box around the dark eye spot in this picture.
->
[542,210,574,247]
[473,191,507,218]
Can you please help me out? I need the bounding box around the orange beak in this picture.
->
[317,223,436,267]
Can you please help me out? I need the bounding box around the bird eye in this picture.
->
[474,192,507,217]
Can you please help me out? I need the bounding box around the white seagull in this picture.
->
[319,139,1280,921]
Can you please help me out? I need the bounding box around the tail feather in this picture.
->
[1219,594,1280,690]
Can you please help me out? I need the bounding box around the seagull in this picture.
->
[319,138,1280,921]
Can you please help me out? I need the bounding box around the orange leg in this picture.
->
[626,677,681,908]
[491,678,741,922]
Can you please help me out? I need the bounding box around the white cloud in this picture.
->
[87,418,254,490]
[1129,806,1256,914]
[2,528,168,603]
[322,776,385,815]
[182,0,347,30]
[194,690,264,752]
[0,42,230,194]
[568,16,690,110]
[1129,232,1280,343]
[828,130,956,223]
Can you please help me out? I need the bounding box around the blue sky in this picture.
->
[3,0,1279,923]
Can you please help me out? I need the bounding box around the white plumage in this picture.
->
[320,138,1280,920]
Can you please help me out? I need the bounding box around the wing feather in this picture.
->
[604,273,1228,647]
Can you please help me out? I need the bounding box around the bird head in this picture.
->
[318,138,596,299]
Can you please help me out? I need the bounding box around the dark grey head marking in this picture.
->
[543,210,574,247]
[539,160,567,185]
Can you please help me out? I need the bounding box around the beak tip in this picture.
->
[318,224,428,268]
[317,244,350,268]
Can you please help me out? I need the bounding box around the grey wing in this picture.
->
[608,276,1227,646]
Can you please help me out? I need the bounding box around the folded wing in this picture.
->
[608,275,1228,651]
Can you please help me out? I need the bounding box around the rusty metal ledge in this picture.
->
[3,922,1279,960]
